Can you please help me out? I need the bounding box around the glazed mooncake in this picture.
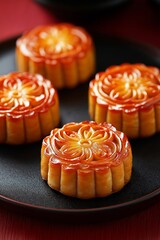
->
[16,23,95,89]
[41,121,132,199]
[0,72,59,144]
[89,63,160,138]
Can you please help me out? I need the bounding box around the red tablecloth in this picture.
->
[0,0,160,239]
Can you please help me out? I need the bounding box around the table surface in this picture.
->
[0,0,160,239]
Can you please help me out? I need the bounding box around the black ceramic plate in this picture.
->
[0,34,160,223]
[36,0,131,18]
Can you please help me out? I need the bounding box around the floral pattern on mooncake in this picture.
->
[89,63,160,138]
[41,121,132,199]
[0,72,59,144]
[16,23,95,89]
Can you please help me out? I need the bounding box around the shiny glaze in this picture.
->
[89,64,160,112]
[43,121,131,170]
[16,23,93,61]
[0,72,57,116]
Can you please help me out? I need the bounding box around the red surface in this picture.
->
[0,0,160,239]
[0,0,160,47]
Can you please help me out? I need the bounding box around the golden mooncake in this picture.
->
[0,72,60,144]
[16,23,95,89]
[89,63,160,138]
[41,121,132,199]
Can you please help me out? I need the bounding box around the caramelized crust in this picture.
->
[41,121,132,199]
[16,23,95,89]
[89,63,160,138]
[0,72,60,144]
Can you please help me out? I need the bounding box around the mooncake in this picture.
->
[0,72,60,144]
[89,63,160,138]
[16,23,95,89]
[41,121,132,199]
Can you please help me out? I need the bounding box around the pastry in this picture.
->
[16,23,95,89]
[89,63,160,138]
[0,72,60,144]
[41,121,132,199]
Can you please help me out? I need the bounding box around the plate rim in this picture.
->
[0,187,160,214]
